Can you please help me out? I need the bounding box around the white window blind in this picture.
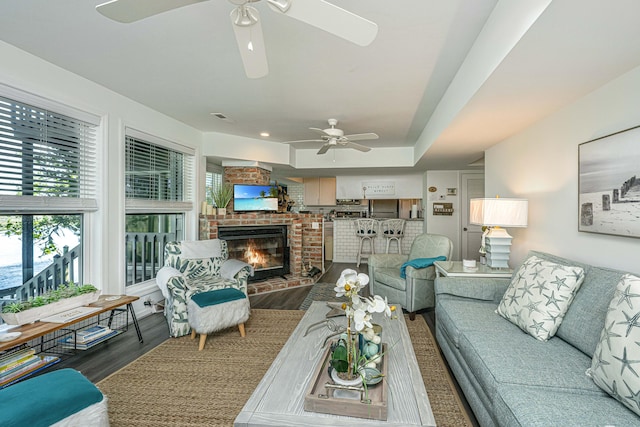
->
[0,94,97,214]
[125,134,193,213]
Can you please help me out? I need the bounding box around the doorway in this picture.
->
[461,173,484,260]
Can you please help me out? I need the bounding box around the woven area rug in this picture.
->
[97,309,472,427]
[298,282,342,310]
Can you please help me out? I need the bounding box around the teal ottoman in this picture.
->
[187,288,250,350]
[0,368,108,426]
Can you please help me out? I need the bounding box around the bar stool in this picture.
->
[355,219,378,267]
[381,219,406,254]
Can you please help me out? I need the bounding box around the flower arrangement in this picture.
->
[330,269,396,382]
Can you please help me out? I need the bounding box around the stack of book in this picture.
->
[0,348,59,388]
[59,324,119,350]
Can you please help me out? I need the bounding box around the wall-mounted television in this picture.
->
[233,184,279,212]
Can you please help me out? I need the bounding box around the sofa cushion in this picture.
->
[436,296,516,348]
[497,255,585,341]
[529,251,623,357]
[458,323,602,404]
[589,273,640,417]
[494,384,637,427]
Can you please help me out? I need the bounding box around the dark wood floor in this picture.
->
[51,262,475,425]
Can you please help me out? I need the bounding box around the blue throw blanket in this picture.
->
[400,256,447,278]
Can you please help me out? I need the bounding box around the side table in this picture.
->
[434,261,513,279]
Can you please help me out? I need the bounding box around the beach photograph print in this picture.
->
[578,125,640,238]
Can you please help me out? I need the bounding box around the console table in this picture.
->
[0,295,142,354]
[235,301,436,426]
[434,260,513,279]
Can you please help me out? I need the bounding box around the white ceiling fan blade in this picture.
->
[309,127,330,136]
[343,132,379,141]
[230,6,268,79]
[317,143,332,155]
[345,141,371,152]
[96,0,206,23]
[267,0,378,46]
[281,139,324,144]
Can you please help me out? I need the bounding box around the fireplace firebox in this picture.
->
[218,225,290,282]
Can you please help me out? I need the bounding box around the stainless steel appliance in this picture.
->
[368,199,399,218]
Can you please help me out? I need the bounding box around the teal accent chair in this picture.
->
[368,233,453,320]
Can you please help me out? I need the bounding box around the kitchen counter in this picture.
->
[332,218,424,263]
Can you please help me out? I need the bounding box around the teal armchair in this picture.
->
[368,233,453,319]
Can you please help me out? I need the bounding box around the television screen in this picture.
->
[233,184,279,212]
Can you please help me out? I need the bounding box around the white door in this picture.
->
[461,173,484,260]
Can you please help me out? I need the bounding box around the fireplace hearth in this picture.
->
[219,225,290,282]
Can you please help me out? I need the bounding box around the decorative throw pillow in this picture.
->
[496,255,585,341]
[588,274,640,416]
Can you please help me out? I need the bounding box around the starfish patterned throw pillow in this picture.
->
[496,255,585,341]
[588,274,640,416]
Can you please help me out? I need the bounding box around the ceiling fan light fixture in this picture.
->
[232,5,259,27]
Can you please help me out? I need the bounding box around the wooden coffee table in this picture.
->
[234,301,435,426]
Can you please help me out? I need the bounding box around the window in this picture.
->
[205,170,223,206]
[124,130,193,286]
[0,91,98,301]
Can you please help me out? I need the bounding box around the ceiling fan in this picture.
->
[283,118,378,155]
[95,0,378,79]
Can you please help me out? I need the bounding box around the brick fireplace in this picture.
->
[200,213,323,294]
[199,163,324,295]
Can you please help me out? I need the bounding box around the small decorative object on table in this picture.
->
[330,269,395,385]
[304,269,396,420]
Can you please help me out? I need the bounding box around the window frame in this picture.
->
[0,85,99,297]
[124,128,195,288]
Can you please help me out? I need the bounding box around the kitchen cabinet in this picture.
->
[304,177,336,205]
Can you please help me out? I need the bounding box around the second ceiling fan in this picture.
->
[283,119,378,155]
[96,0,378,78]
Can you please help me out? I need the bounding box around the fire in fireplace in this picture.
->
[218,225,290,282]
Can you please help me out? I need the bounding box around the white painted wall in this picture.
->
[425,171,462,260]
[336,174,423,199]
[485,63,640,274]
[0,41,203,317]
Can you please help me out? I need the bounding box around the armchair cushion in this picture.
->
[368,254,408,269]
[375,268,408,291]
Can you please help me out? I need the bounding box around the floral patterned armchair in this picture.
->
[156,239,253,337]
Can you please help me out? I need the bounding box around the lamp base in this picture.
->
[485,227,512,269]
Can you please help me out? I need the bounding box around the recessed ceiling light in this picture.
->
[260,132,270,137]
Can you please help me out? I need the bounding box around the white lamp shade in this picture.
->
[470,198,528,227]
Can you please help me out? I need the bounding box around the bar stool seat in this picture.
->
[381,219,406,254]
[356,219,378,267]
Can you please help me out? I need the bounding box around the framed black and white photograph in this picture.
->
[578,125,640,238]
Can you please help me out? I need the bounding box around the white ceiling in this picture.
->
[1,0,640,177]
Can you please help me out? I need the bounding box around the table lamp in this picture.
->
[469,197,528,268]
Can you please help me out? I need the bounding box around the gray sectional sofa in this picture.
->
[434,250,640,426]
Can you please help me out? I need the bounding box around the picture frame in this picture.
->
[447,188,457,196]
[578,125,640,238]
